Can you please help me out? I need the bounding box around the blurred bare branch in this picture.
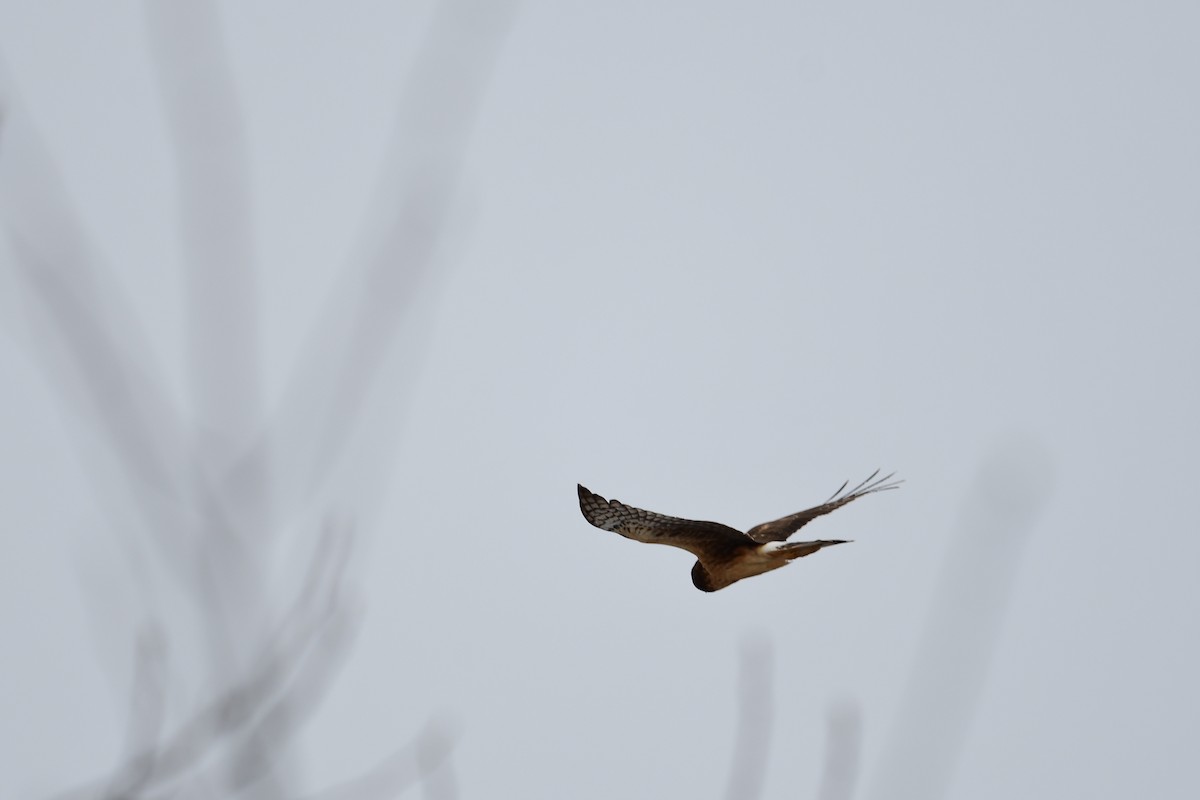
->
[144,0,271,699]
[145,0,262,486]
[104,626,169,799]
[140,21,279,792]
[0,89,193,542]
[48,522,355,800]
[865,439,1054,800]
[225,603,362,794]
[2,1,515,796]
[238,0,517,517]
[816,702,861,800]
[302,720,459,800]
[146,0,260,420]
[724,632,774,800]
[0,83,248,605]
[416,722,459,800]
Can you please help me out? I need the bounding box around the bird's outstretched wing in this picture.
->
[577,484,750,561]
[745,470,902,543]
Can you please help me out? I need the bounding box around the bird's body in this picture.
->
[576,471,900,592]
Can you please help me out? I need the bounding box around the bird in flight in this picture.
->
[577,471,901,592]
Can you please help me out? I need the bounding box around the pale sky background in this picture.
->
[1,2,1198,799]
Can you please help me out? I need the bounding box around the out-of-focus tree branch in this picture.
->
[300,720,459,800]
[143,17,273,789]
[724,633,774,800]
[103,626,169,800]
[2,2,514,797]
[140,0,290,779]
[234,0,516,518]
[47,523,355,800]
[816,702,861,800]
[145,0,262,513]
[0,67,197,557]
[865,440,1054,800]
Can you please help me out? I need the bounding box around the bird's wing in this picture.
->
[577,484,750,561]
[745,470,902,543]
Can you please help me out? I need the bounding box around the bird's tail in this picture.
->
[778,539,850,560]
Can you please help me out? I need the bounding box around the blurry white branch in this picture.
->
[815,702,861,800]
[301,720,459,800]
[865,440,1054,800]
[47,523,354,800]
[724,633,774,800]
[233,0,516,519]
[0,77,200,571]
[51,521,454,800]
[0,1,513,797]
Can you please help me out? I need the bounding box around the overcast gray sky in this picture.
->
[2,2,1198,799]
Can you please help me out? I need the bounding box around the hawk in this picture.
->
[577,471,901,592]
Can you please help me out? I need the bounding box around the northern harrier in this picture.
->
[576,471,901,592]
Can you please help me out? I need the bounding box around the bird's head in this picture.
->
[691,561,718,593]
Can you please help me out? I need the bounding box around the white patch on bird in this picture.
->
[719,543,793,582]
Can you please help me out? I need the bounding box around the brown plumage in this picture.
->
[576,471,901,592]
